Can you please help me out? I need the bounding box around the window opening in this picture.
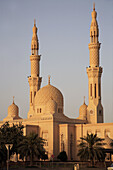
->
[99,83,100,97]
[34,91,36,97]
[30,92,32,103]
[70,134,73,160]
[61,134,64,151]
[90,84,92,96]
[95,84,96,98]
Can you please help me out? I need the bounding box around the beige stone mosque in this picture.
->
[1,4,113,161]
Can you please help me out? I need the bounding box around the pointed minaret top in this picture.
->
[31,19,39,54]
[32,19,37,33]
[89,3,99,44]
[91,2,97,19]
[48,75,51,85]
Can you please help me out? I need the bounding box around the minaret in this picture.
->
[86,4,103,124]
[28,20,42,118]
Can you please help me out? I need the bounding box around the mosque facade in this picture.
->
[0,4,113,161]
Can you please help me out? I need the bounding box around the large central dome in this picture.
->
[35,84,63,114]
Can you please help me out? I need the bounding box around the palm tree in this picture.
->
[18,132,46,165]
[77,133,105,166]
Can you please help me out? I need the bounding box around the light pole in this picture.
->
[5,144,13,170]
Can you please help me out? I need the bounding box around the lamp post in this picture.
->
[5,144,13,170]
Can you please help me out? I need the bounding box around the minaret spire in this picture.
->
[89,3,99,67]
[28,20,42,118]
[31,19,39,57]
[34,19,36,26]
[84,96,85,104]
[13,96,15,104]
[48,75,51,85]
[86,4,103,124]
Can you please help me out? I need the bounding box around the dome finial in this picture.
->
[93,2,95,11]
[48,75,51,85]
[13,96,15,104]
[34,19,36,26]
[84,96,85,104]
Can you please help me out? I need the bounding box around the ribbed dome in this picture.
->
[35,84,63,113]
[79,98,87,120]
[8,100,19,117]
[46,97,57,114]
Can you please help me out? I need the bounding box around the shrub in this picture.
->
[57,151,67,162]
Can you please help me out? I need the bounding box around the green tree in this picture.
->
[77,133,105,166]
[18,132,46,165]
[0,144,7,167]
[0,122,24,165]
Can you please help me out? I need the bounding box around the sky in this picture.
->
[0,0,113,123]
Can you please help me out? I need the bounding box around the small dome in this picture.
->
[79,97,87,120]
[46,97,57,114]
[8,99,19,118]
[35,84,63,114]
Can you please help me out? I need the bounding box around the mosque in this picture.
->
[0,4,113,161]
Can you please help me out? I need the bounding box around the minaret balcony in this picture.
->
[30,55,41,61]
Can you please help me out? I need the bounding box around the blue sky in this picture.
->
[0,0,113,123]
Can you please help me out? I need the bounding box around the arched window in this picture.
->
[99,83,100,97]
[70,134,73,160]
[61,134,64,151]
[30,92,32,103]
[94,31,95,42]
[95,84,96,98]
[37,108,42,113]
[90,84,92,96]
[91,31,93,43]
[34,91,36,97]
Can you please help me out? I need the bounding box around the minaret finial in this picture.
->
[34,19,36,26]
[48,75,51,85]
[93,2,95,11]
[13,96,15,104]
[84,96,85,104]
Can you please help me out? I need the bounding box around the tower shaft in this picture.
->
[28,20,42,118]
[86,4,103,124]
